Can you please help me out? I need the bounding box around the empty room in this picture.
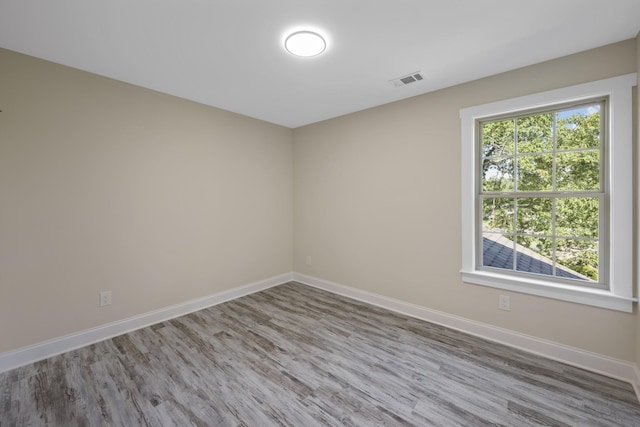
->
[1,1,640,425]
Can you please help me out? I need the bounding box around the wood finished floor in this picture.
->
[1,282,639,426]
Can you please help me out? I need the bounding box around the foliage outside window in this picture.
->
[479,101,604,287]
[460,74,635,312]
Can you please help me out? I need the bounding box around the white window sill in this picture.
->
[461,269,636,313]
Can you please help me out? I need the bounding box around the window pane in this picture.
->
[482,198,513,233]
[556,150,600,191]
[483,233,514,271]
[515,236,553,277]
[556,105,601,150]
[482,157,514,192]
[517,154,553,191]
[517,113,553,153]
[516,198,552,236]
[556,238,598,282]
[482,120,514,158]
[556,198,598,238]
[474,98,607,289]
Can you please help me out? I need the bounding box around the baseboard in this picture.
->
[633,366,640,403]
[292,272,640,396]
[4,271,638,401]
[0,272,294,374]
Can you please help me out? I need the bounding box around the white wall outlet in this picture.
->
[306,255,312,265]
[499,295,510,311]
[99,291,112,307]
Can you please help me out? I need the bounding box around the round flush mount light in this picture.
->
[285,31,326,57]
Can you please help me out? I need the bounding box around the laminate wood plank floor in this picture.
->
[1,282,639,426]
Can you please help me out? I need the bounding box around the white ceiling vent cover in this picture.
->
[390,71,424,87]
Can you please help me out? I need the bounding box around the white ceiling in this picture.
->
[1,1,639,128]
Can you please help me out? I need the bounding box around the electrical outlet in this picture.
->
[498,295,510,311]
[99,291,112,307]
[306,255,312,265]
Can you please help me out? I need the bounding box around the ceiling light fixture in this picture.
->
[285,31,326,57]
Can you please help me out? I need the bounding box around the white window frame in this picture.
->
[460,73,636,312]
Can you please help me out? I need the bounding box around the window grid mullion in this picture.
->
[482,190,603,197]
[479,230,599,242]
[551,112,557,277]
[512,119,518,271]
[483,146,602,160]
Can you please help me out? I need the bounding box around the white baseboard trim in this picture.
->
[0,272,293,374]
[3,271,638,402]
[292,272,640,399]
[633,366,640,403]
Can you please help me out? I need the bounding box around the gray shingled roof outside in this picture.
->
[482,233,589,281]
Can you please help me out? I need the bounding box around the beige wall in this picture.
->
[294,39,638,361]
[0,48,293,353]
[2,39,639,363]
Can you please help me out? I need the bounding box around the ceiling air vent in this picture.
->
[391,71,424,87]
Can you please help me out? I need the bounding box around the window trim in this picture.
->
[460,73,637,312]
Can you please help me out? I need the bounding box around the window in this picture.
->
[480,100,605,286]
[460,74,636,312]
